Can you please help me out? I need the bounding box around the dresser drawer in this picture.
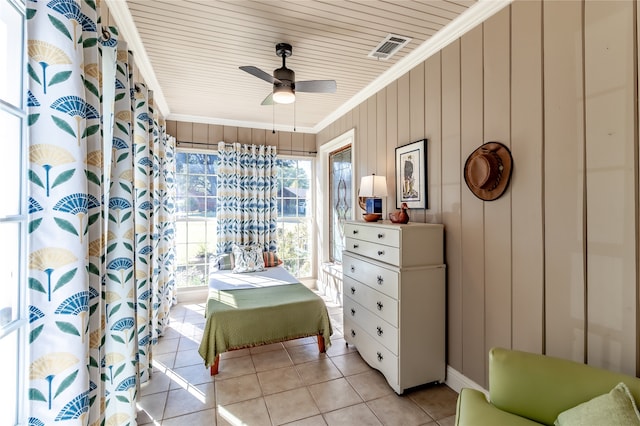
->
[342,252,399,299]
[345,222,400,247]
[345,237,400,266]
[344,276,398,327]
[343,295,398,355]
[344,317,399,390]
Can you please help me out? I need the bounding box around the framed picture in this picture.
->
[395,139,427,209]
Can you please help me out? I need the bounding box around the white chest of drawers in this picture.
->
[342,220,445,394]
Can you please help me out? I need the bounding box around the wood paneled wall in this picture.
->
[317,0,638,387]
[166,120,316,156]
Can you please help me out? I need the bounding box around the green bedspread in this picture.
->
[198,283,333,367]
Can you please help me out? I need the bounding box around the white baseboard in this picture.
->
[445,365,488,398]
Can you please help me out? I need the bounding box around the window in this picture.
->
[0,0,28,423]
[174,150,313,286]
[174,151,218,288]
[329,146,352,263]
[275,157,313,277]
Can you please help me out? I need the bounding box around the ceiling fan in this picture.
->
[240,42,337,105]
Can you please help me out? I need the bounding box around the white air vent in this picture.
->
[368,34,412,60]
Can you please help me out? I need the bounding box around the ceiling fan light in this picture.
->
[273,86,295,104]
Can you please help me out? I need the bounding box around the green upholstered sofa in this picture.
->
[455,347,640,425]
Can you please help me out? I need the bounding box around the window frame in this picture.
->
[173,147,316,287]
[0,0,29,423]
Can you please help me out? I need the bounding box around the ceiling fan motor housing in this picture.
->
[274,67,295,88]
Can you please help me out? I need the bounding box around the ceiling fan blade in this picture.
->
[261,93,274,106]
[239,66,281,85]
[295,80,337,93]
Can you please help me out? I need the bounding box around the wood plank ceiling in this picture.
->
[112,0,479,132]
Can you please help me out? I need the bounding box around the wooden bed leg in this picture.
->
[210,355,220,376]
[317,335,326,353]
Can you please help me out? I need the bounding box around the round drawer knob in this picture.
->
[350,308,355,316]
[377,250,384,256]
[376,326,383,336]
[351,329,356,337]
[350,287,356,294]
[350,265,355,273]
[377,352,383,362]
[377,276,383,285]
[377,233,384,238]
[376,301,383,310]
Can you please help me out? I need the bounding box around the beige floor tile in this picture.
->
[153,351,177,369]
[136,302,459,426]
[308,377,363,413]
[137,391,167,422]
[163,382,216,419]
[345,370,394,401]
[264,387,321,425]
[140,371,172,396]
[296,358,343,386]
[174,348,206,368]
[178,337,201,351]
[408,384,459,420]
[215,372,263,405]
[252,347,294,372]
[257,366,304,395]
[213,354,256,380]
[435,415,456,426]
[168,364,214,390]
[162,408,216,425]
[287,342,328,365]
[250,342,285,354]
[366,394,434,426]
[220,348,251,359]
[284,336,318,348]
[284,414,327,425]
[156,337,180,354]
[322,403,383,426]
[325,338,356,357]
[329,352,371,377]
[217,397,272,426]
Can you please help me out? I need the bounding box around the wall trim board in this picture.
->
[445,365,488,397]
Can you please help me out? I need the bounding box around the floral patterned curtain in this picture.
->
[26,1,176,424]
[216,142,278,254]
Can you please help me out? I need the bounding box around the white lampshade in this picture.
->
[359,175,388,197]
[273,86,295,104]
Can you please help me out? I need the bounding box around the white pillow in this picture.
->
[231,244,265,273]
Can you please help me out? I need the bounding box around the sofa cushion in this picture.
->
[554,382,640,426]
[232,244,265,273]
[214,253,235,270]
[263,251,283,267]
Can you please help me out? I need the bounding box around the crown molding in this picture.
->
[167,113,315,134]
[313,0,513,133]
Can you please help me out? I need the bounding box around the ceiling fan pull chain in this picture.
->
[294,101,296,132]
[272,102,276,134]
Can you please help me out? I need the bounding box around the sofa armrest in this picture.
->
[455,388,541,426]
[489,347,640,425]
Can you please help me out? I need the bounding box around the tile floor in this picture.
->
[136,293,459,425]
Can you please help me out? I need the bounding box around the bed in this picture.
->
[197,266,333,375]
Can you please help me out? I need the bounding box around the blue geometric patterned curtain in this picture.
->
[216,142,278,254]
[26,1,176,424]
